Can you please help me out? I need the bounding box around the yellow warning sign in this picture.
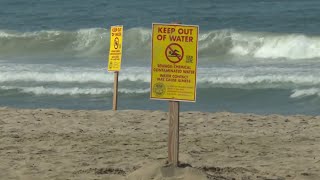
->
[151,23,199,102]
[108,25,123,72]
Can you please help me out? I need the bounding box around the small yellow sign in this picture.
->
[151,23,199,102]
[108,25,123,72]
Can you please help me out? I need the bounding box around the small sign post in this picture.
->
[151,23,199,166]
[108,25,123,111]
[112,71,119,110]
[168,100,179,165]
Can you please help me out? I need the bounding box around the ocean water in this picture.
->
[1,0,320,115]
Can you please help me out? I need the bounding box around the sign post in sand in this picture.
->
[151,23,199,166]
[108,25,123,111]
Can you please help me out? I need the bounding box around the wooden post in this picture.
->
[167,21,181,167]
[168,101,179,166]
[113,71,119,111]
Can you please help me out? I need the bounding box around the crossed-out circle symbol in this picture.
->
[165,43,184,64]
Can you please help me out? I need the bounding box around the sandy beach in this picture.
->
[0,107,319,180]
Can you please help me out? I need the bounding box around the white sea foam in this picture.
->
[253,35,320,59]
[0,71,110,83]
[1,64,320,88]
[2,70,319,86]
[0,86,149,95]
[0,64,151,83]
[290,88,320,98]
[1,28,320,60]
[201,75,320,86]
[0,70,152,83]
[200,29,320,60]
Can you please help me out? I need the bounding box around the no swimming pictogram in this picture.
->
[165,43,184,64]
[114,37,119,49]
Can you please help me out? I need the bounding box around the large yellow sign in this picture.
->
[108,25,123,72]
[151,23,199,102]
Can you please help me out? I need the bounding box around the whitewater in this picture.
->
[1,28,320,60]
[1,27,320,114]
[1,0,320,114]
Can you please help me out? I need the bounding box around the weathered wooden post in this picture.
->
[112,71,119,110]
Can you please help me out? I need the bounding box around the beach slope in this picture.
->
[0,107,319,179]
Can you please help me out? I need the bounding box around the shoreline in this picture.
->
[0,107,319,179]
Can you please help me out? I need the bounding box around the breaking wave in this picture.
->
[1,28,320,60]
[1,67,320,87]
[290,88,320,98]
[0,86,149,95]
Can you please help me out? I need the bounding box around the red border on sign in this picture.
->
[165,43,184,64]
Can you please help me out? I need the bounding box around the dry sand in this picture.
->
[0,107,320,180]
